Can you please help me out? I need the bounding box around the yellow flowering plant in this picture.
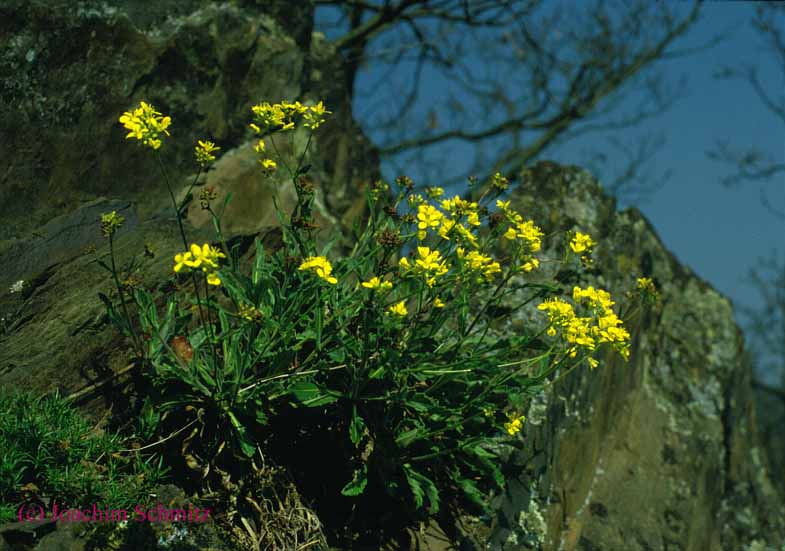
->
[98,98,656,543]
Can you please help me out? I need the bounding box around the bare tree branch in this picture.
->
[708,4,785,216]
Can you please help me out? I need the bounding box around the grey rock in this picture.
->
[482,161,785,551]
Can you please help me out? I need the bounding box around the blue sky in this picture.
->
[315,2,785,382]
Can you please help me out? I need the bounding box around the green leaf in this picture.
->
[458,478,487,509]
[463,446,504,490]
[340,465,368,496]
[402,464,424,509]
[403,464,440,512]
[315,301,323,349]
[424,476,440,514]
[395,428,422,448]
[255,408,269,426]
[97,292,123,328]
[220,273,247,305]
[290,382,338,407]
[252,238,266,286]
[96,260,113,273]
[349,406,366,447]
[227,411,255,458]
[406,398,431,413]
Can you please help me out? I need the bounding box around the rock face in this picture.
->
[0,0,375,240]
[485,161,785,551]
[1,1,783,550]
[0,0,376,402]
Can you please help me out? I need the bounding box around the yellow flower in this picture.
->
[504,413,525,436]
[174,243,225,276]
[461,250,501,282]
[504,220,543,252]
[537,298,576,328]
[362,276,392,291]
[415,247,450,287]
[587,357,599,369]
[407,194,426,207]
[260,158,277,172]
[189,243,226,270]
[433,297,445,308]
[635,276,659,306]
[100,211,124,238]
[174,252,194,272]
[399,257,411,269]
[426,186,444,198]
[303,101,332,130]
[438,219,478,248]
[466,211,481,227]
[440,196,477,216]
[118,101,171,150]
[565,317,595,350]
[253,139,266,153]
[417,204,444,240]
[573,286,614,312]
[491,172,510,191]
[570,231,595,254]
[299,256,338,284]
[388,300,408,317]
[238,302,263,321]
[521,257,540,272]
[195,140,220,166]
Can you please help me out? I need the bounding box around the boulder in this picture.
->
[482,161,785,551]
[0,0,377,405]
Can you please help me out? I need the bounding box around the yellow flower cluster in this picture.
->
[417,204,443,240]
[457,247,501,282]
[408,193,483,250]
[249,100,331,133]
[195,140,220,167]
[100,211,124,238]
[636,276,657,297]
[438,218,479,247]
[298,256,337,284]
[388,300,408,317]
[490,172,510,191]
[249,101,331,173]
[440,196,481,227]
[400,247,450,288]
[538,285,631,367]
[496,200,543,272]
[238,302,263,322]
[173,243,226,286]
[118,101,171,150]
[362,276,393,291]
[504,413,526,436]
[570,231,596,265]
[259,158,277,173]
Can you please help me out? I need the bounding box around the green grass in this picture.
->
[0,390,168,523]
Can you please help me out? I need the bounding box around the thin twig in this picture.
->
[238,364,347,395]
[116,417,201,454]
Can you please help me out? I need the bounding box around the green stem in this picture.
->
[109,234,143,357]
[155,152,216,360]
